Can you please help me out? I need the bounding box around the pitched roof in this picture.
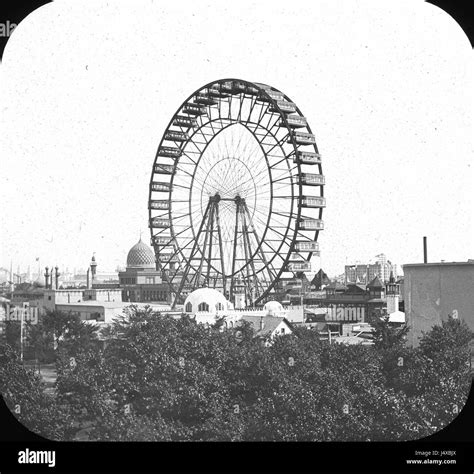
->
[345,283,367,293]
[240,315,291,337]
[310,269,331,289]
[326,281,347,291]
[367,276,384,288]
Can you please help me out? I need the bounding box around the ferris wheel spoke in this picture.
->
[254,102,270,132]
[269,153,293,170]
[227,94,233,121]
[236,94,245,122]
[171,224,195,242]
[252,208,293,242]
[261,113,281,140]
[245,95,259,124]
[172,199,213,306]
[180,150,198,166]
[173,183,192,191]
[175,165,196,180]
[263,132,290,155]
[159,237,196,275]
[271,173,296,185]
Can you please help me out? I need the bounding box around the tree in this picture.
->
[0,343,74,440]
[7,305,471,442]
[367,308,409,350]
[400,316,473,433]
[25,319,54,373]
[2,320,21,353]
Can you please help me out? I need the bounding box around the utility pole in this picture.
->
[20,306,25,365]
[299,277,303,307]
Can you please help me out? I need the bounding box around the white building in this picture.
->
[182,288,294,343]
[39,287,171,325]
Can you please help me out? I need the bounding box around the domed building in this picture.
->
[126,239,156,269]
[118,237,171,303]
[183,288,294,343]
[263,300,285,317]
[183,287,233,315]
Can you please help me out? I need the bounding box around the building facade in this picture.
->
[182,288,294,344]
[40,286,170,324]
[118,238,171,303]
[345,254,398,284]
[303,276,388,333]
[403,261,474,346]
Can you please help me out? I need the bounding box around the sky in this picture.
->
[1,0,472,278]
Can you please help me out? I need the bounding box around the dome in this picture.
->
[263,300,284,316]
[126,238,156,269]
[184,288,230,314]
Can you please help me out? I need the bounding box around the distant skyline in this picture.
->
[1,0,472,278]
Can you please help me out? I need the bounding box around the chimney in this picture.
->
[423,236,427,264]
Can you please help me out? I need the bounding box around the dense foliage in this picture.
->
[0,307,472,441]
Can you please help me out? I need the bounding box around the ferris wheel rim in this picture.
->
[148,78,324,306]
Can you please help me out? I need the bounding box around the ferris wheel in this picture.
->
[149,78,325,308]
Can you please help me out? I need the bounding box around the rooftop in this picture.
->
[55,301,171,310]
[403,261,474,268]
[240,315,289,337]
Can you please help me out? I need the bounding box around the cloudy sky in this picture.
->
[1,0,472,278]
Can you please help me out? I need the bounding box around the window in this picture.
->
[48,296,51,301]
[146,277,155,285]
[216,302,224,311]
[185,302,193,313]
[281,327,285,334]
[198,302,209,312]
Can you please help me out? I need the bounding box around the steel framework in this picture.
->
[148,79,325,308]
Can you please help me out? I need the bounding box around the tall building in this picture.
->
[345,254,397,284]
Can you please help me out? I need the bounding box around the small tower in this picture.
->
[44,267,50,289]
[385,271,400,315]
[54,266,60,290]
[90,254,97,286]
[234,277,246,310]
[367,275,384,299]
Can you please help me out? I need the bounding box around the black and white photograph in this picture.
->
[0,0,473,472]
